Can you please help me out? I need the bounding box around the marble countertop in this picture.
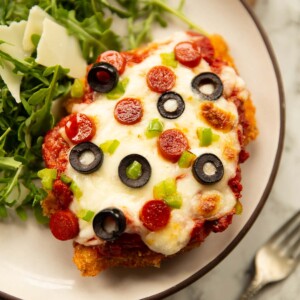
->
[166,1,300,300]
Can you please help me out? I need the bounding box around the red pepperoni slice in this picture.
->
[65,113,96,144]
[49,210,79,241]
[174,41,201,68]
[192,35,215,63]
[52,179,73,210]
[140,200,171,231]
[158,129,189,162]
[114,98,143,125]
[146,66,176,93]
[97,50,126,75]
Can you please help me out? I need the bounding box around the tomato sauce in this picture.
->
[207,213,234,233]
[187,31,215,63]
[210,58,228,74]
[228,167,243,199]
[52,179,73,210]
[42,116,71,174]
[189,220,211,244]
[121,45,156,65]
[231,92,252,161]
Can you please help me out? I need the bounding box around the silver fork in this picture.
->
[240,210,300,299]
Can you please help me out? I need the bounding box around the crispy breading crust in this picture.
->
[73,243,164,276]
[210,34,258,144]
[73,223,211,276]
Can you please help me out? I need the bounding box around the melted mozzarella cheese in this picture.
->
[144,211,194,255]
[66,32,244,255]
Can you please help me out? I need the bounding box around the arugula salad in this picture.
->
[0,0,203,223]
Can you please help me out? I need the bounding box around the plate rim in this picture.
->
[0,1,285,300]
[142,0,286,299]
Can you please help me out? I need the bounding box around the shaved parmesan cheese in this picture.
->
[1,6,87,102]
[0,21,30,103]
[22,5,53,53]
[36,18,87,79]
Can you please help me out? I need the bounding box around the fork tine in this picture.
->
[286,234,300,259]
[268,211,300,246]
[278,220,300,250]
[296,250,300,261]
[288,236,300,259]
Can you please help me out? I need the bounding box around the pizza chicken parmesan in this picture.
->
[41,31,258,276]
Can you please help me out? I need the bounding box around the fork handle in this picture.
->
[240,274,267,300]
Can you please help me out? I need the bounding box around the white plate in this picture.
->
[0,0,285,299]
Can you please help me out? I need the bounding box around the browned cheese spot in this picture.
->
[199,193,221,218]
[200,102,235,132]
[223,143,238,161]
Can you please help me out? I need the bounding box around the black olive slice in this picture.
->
[157,91,185,119]
[93,208,126,241]
[87,62,119,93]
[191,72,223,101]
[69,142,104,174]
[192,153,224,184]
[118,154,151,188]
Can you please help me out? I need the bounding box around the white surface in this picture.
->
[0,0,284,299]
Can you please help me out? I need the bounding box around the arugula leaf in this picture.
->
[0,48,72,221]
[33,205,49,224]
[53,8,121,62]
[0,157,22,170]
[151,0,207,35]
[0,0,35,25]
[116,0,207,49]
[0,205,8,218]
[97,0,130,18]
[27,65,69,137]
[16,206,28,221]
